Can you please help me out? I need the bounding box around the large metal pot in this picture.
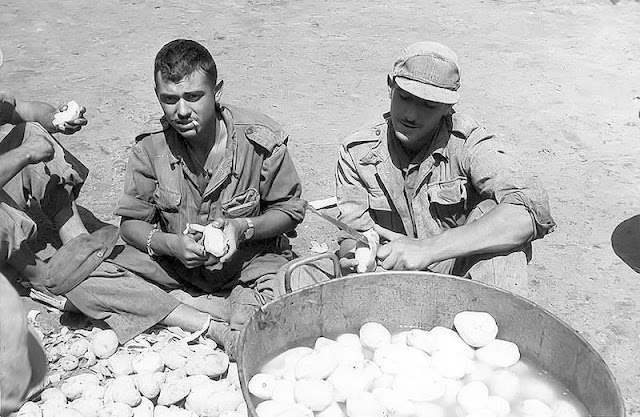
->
[237,269,624,416]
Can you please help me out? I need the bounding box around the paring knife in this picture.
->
[306,204,369,246]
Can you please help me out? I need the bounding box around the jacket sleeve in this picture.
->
[114,141,158,223]
[335,144,375,233]
[259,140,305,224]
[462,131,556,240]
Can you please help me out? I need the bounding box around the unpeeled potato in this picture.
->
[107,353,134,376]
[92,330,119,359]
[131,397,153,417]
[134,373,162,399]
[68,398,103,417]
[157,378,191,406]
[110,376,141,407]
[132,352,164,374]
[17,402,42,417]
[61,374,101,401]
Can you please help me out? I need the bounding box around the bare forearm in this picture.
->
[120,218,176,257]
[425,203,534,264]
[0,150,31,188]
[251,209,298,241]
[13,100,57,132]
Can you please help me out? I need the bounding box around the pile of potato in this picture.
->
[248,311,587,417]
[18,323,247,417]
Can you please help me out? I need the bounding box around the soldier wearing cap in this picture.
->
[336,41,556,295]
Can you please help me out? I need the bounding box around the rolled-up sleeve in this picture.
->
[463,133,556,240]
[259,142,305,224]
[335,144,375,232]
[114,142,158,223]
[0,92,16,125]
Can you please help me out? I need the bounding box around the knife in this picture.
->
[306,204,370,246]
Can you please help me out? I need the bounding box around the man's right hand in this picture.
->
[168,233,209,269]
[20,135,54,164]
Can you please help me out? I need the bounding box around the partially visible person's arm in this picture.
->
[11,98,87,134]
[0,135,54,188]
[376,203,533,270]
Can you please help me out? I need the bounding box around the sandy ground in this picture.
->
[2,0,640,413]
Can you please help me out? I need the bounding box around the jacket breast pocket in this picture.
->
[155,187,181,213]
[426,179,468,229]
[221,188,261,218]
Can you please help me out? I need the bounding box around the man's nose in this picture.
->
[177,99,191,118]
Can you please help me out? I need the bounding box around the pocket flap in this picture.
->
[427,179,467,205]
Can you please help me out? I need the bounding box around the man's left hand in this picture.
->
[374,225,433,271]
[46,103,88,134]
[209,218,247,263]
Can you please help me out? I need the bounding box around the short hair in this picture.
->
[154,39,217,86]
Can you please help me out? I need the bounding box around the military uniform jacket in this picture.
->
[336,112,555,241]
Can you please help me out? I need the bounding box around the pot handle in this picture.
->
[283,252,342,293]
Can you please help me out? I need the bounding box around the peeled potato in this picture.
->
[185,351,229,377]
[354,244,372,273]
[430,350,471,380]
[519,399,554,417]
[475,339,520,368]
[441,378,464,405]
[429,326,474,358]
[335,333,363,350]
[390,330,409,346]
[519,374,557,404]
[271,378,296,405]
[413,402,446,417]
[254,400,286,417]
[373,343,431,375]
[313,337,338,352]
[487,395,511,417]
[454,311,499,348]
[372,387,416,417]
[359,322,391,350]
[260,346,313,380]
[92,330,119,359]
[248,373,277,400]
[406,328,437,354]
[553,400,583,417]
[315,402,344,417]
[457,381,490,414]
[294,379,333,412]
[487,370,520,401]
[326,361,379,402]
[294,350,337,380]
[345,391,386,417]
[202,224,229,257]
[392,368,445,402]
[275,404,314,417]
[52,100,81,129]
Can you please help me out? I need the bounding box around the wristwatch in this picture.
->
[243,218,255,241]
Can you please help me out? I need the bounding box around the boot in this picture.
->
[207,320,240,361]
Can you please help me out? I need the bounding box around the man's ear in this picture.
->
[214,80,224,102]
[387,75,394,99]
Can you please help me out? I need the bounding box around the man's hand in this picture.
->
[338,229,380,274]
[51,104,87,135]
[375,225,433,271]
[209,218,248,264]
[168,233,209,269]
[20,135,54,165]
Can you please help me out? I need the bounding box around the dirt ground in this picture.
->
[2,0,640,414]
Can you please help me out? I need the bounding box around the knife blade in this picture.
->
[306,204,370,246]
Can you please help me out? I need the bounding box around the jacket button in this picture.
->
[96,251,104,258]
[246,127,254,134]
[375,130,381,136]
